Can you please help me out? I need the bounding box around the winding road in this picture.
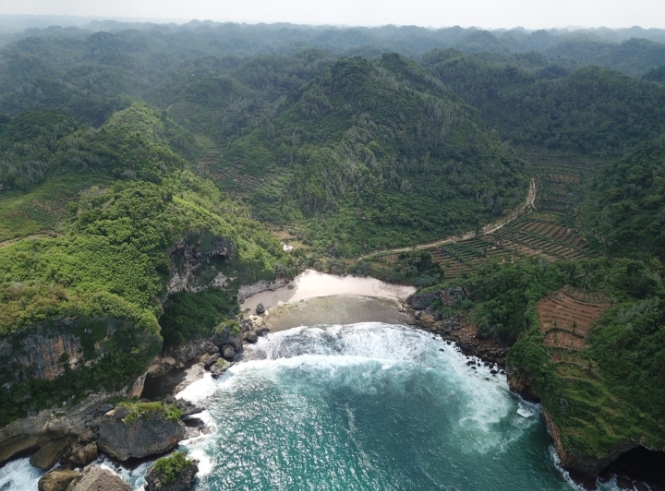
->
[358,178,536,261]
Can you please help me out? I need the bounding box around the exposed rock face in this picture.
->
[38,469,81,491]
[211,327,243,362]
[97,407,186,461]
[167,235,234,295]
[60,442,98,467]
[0,392,114,465]
[0,318,160,447]
[0,330,83,382]
[237,278,290,302]
[165,340,208,366]
[0,318,133,386]
[145,457,199,491]
[30,438,72,470]
[65,466,132,491]
[541,408,641,476]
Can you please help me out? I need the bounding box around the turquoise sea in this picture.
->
[1,322,625,491]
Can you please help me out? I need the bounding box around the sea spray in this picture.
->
[0,323,626,491]
[174,323,618,491]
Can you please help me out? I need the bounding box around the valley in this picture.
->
[0,18,664,491]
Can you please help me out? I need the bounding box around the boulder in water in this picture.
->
[30,439,71,470]
[256,303,265,315]
[243,330,258,343]
[97,403,185,461]
[145,452,198,491]
[221,345,236,361]
[210,360,232,378]
[60,442,98,467]
[65,466,132,491]
[38,469,80,491]
[202,353,220,369]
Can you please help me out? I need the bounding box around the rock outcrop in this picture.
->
[211,327,243,362]
[65,466,132,491]
[97,405,186,461]
[38,469,81,491]
[167,234,234,295]
[145,454,199,491]
[0,392,113,465]
[0,318,160,447]
[237,278,290,302]
[30,438,72,470]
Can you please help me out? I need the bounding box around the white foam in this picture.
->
[177,372,219,403]
[0,457,44,491]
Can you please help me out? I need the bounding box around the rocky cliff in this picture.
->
[167,233,235,295]
[0,318,161,429]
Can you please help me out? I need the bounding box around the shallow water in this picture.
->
[0,323,626,491]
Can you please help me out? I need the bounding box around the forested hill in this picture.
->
[583,135,665,260]
[215,55,529,256]
[422,50,665,153]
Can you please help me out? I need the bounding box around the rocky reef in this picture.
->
[39,465,133,491]
[407,289,508,367]
[145,451,199,491]
[97,403,186,461]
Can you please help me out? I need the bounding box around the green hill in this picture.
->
[0,105,288,425]
[209,55,529,256]
[583,135,665,260]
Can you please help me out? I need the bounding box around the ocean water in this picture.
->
[0,322,625,491]
[176,323,621,491]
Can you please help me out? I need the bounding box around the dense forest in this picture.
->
[0,18,665,479]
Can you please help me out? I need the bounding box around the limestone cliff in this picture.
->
[0,318,161,430]
[167,234,234,295]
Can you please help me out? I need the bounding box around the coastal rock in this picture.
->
[163,397,204,418]
[211,328,244,353]
[30,438,72,470]
[256,327,270,337]
[237,278,290,302]
[240,318,254,332]
[165,340,207,366]
[0,392,117,465]
[221,345,236,361]
[210,360,232,378]
[202,353,220,369]
[407,291,440,311]
[243,330,258,344]
[65,466,132,491]
[145,455,199,491]
[60,442,98,467]
[256,303,265,315]
[97,407,186,461]
[38,469,81,491]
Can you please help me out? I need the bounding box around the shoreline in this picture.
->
[240,269,416,318]
[2,272,656,491]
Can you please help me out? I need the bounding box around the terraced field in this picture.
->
[414,153,603,279]
[537,288,612,351]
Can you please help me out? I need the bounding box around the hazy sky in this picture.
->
[1,0,664,29]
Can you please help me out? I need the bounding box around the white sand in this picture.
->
[241,269,416,315]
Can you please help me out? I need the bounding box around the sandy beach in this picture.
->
[241,270,416,331]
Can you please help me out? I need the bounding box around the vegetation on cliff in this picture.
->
[1,20,665,476]
[0,104,287,425]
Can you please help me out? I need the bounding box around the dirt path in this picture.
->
[358,178,536,261]
[0,232,62,249]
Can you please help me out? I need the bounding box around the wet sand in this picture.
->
[262,295,414,332]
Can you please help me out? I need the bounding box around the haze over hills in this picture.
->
[0,16,664,490]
